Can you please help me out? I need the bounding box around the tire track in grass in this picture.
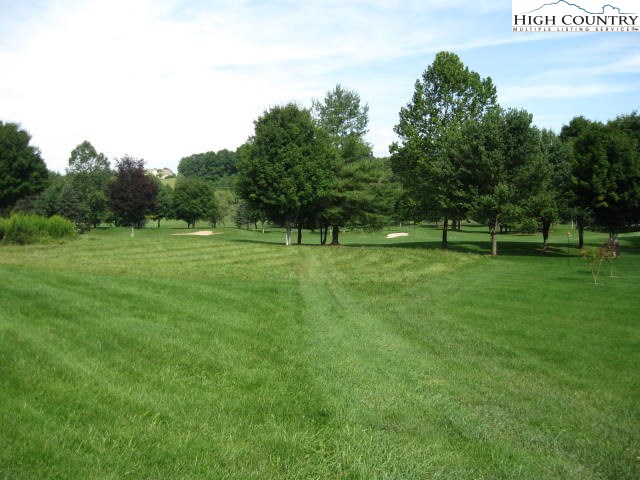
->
[294,247,458,477]
[294,247,579,479]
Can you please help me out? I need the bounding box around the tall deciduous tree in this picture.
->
[236,103,336,246]
[604,112,640,233]
[108,156,158,230]
[453,108,541,256]
[67,140,112,228]
[173,177,216,229]
[0,122,48,213]
[390,51,497,248]
[150,179,174,228]
[563,115,640,244]
[312,83,369,155]
[560,116,593,248]
[212,189,235,228]
[523,129,571,250]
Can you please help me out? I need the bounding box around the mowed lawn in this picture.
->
[0,223,638,479]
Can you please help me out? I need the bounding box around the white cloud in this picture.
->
[588,53,640,76]
[1,0,638,172]
[2,0,457,170]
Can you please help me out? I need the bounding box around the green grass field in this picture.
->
[1,222,638,479]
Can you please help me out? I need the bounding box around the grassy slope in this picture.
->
[0,223,638,479]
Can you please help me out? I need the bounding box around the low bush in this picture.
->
[519,218,539,234]
[0,214,76,245]
[46,215,77,239]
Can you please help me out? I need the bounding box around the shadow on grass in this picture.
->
[620,233,640,250]
[228,234,573,258]
[230,238,292,246]
[347,240,571,258]
[224,224,638,258]
[347,223,572,258]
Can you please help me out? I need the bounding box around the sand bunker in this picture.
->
[386,232,409,239]
[171,231,223,236]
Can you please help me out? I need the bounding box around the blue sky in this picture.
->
[1,0,638,172]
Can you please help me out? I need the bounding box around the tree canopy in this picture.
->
[173,177,216,229]
[108,156,158,229]
[391,51,498,248]
[67,140,112,228]
[178,149,238,186]
[452,108,543,255]
[564,115,640,241]
[0,122,48,212]
[236,103,336,245]
[312,83,370,156]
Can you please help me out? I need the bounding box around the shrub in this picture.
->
[46,215,77,238]
[519,218,539,234]
[0,214,77,245]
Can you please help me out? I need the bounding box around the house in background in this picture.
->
[146,168,175,179]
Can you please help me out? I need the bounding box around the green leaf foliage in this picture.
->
[564,115,640,236]
[67,140,112,228]
[178,149,238,186]
[312,84,396,243]
[236,103,336,232]
[312,83,370,155]
[0,213,76,244]
[390,51,497,246]
[0,122,48,212]
[449,107,543,254]
[172,177,216,228]
[150,179,174,228]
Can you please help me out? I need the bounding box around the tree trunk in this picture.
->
[491,218,499,256]
[577,216,584,249]
[441,215,448,249]
[331,225,340,245]
[542,219,551,250]
[285,222,292,246]
[320,225,328,245]
[297,224,302,245]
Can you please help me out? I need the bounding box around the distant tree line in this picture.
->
[0,132,239,231]
[2,51,639,253]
